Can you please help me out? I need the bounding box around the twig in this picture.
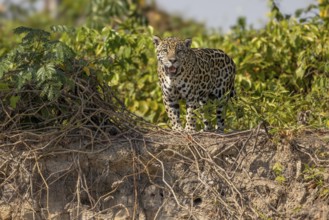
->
[146,149,186,210]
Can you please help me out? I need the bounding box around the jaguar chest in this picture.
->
[159,67,211,100]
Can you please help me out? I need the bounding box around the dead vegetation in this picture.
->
[0,73,329,219]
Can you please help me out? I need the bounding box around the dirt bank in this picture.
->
[0,125,328,219]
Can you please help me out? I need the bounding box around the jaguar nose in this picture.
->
[169,58,177,63]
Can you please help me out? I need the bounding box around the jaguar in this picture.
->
[153,36,236,132]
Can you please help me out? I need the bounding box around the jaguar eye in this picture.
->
[162,49,168,53]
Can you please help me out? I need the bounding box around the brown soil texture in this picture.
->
[0,126,328,220]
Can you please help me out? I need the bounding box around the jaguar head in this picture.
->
[153,36,192,75]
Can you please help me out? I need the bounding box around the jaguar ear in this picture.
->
[153,36,161,46]
[185,38,192,48]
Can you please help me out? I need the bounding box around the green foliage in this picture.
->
[0,22,166,126]
[55,24,165,122]
[0,0,329,131]
[87,0,145,28]
[303,164,325,186]
[272,162,286,184]
[200,7,329,130]
[303,163,329,200]
[0,26,75,101]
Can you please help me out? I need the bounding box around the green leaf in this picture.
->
[51,25,75,33]
[273,162,284,175]
[0,59,11,78]
[275,176,286,184]
[0,83,9,90]
[10,96,20,109]
[14,26,51,44]
[13,26,34,35]
[55,42,75,62]
[295,66,305,79]
[36,63,56,82]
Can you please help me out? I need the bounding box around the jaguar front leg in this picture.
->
[216,104,225,132]
[185,101,198,132]
[216,93,230,132]
[163,97,183,131]
[199,99,212,131]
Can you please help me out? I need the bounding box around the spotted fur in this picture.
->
[153,36,236,132]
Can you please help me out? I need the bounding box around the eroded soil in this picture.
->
[0,127,328,219]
